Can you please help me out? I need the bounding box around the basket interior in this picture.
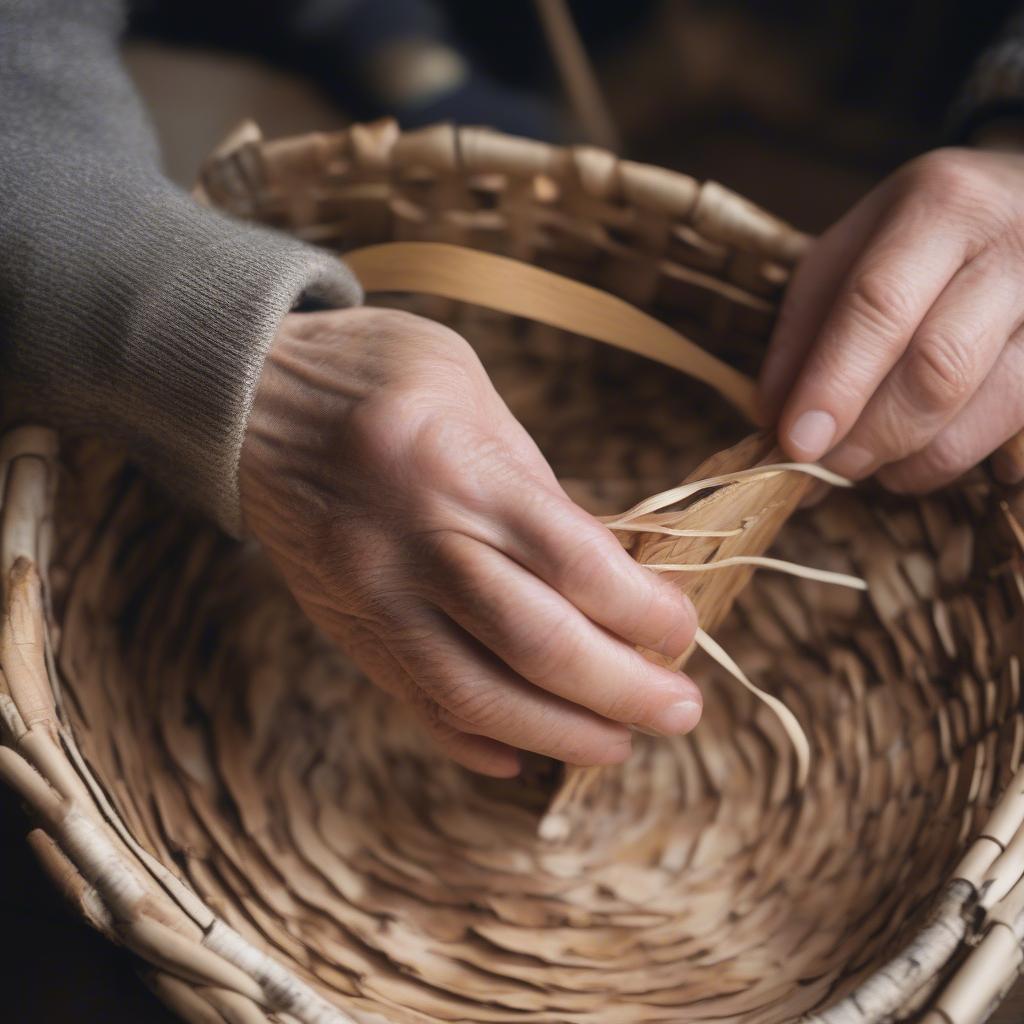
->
[44,126,1024,1023]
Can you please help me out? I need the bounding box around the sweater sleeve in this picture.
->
[0,0,363,536]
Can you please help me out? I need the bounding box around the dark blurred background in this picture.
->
[4,1,1023,1020]
[125,0,1019,226]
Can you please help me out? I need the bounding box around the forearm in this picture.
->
[0,0,362,535]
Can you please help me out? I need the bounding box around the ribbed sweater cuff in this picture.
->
[133,224,363,537]
[1,169,363,537]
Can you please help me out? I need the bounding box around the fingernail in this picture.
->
[649,699,702,736]
[788,410,836,460]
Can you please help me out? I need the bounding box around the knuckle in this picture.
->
[613,594,659,647]
[638,581,691,638]
[549,526,621,595]
[413,419,525,514]
[604,651,676,723]
[405,687,452,735]
[903,149,982,201]
[347,386,437,468]
[412,530,503,612]
[406,415,465,477]
[846,270,914,335]
[516,615,579,682]
[855,407,919,463]
[414,527,475,578]
[340,619,378,659]
[428,672,501,729]
[601,674,652,724]
[919,435,972,482]
[419,701,471,750]
[322,566,405,623]
[905,329,976,412]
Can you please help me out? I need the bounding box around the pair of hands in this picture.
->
[241,148,1024,777]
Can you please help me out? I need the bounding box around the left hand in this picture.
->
[758,147,1024,491]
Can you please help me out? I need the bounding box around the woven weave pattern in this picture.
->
[1,121,1023,1024]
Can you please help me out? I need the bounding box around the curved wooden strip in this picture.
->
[344,241,759,420]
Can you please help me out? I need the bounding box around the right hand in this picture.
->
[240,307,702,777]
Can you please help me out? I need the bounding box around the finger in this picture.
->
[776,198,968,464]
[336,616,522,776]
[389,606,636,766]
[825,252,1021,479]
[877,333,1024,493]
[409,694,524,778]
[496,483,698,659]
[758,186,892,423]
[424,532,703,736]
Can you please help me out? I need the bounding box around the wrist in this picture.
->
[240,306,418,539]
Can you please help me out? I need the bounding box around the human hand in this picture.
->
[240,307,701,777]
[758,147,1024,491]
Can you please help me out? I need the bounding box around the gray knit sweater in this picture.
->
[0,0,362,536]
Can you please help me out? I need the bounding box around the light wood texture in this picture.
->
[345,241,759,416]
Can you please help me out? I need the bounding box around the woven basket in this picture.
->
[3,120,1024,1024]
